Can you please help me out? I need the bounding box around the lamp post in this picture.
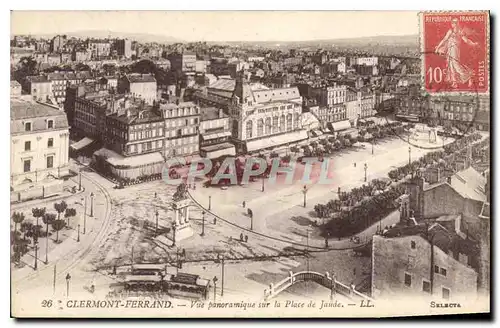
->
[65,273,71,297]
[77,224,80,242]
[155,210,159,236]
[34,242,38,271]
[217,254,225,297]
[78,169,82,191]
[213,276,218,302]
[82,197,87,234]
[302,186,308,208]
[172,224,176,247]
[90,192,95,217]
[306,226,311,272]
[364,163,368,182]
[201,211,205,236]
[208,196,212,211]
[408,147,412,165]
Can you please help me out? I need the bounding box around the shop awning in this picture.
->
[70,137,94,151]
[201,131,232,141]
[246,130,308,152]
[201,142,236,159]
[94,148,164,168]
[327,120,351,132]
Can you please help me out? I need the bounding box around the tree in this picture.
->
[54,201,68,221]
[11,56,38,83]
[51,219,66,243]
[11,212,25,234]
[42,213,56,240]
[32,207,46,227]
[64,208,77,227]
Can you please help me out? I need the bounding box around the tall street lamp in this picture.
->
[65,273,71,297]
[306,226,311,272]
[208,196,212,211]
[213,276,218,302]
[90,192,95,217]
[78,169,82,191]
[408,147,412,165]
[302,186,308,208]
[364,163,368,182]
[217,254,225,297]
[77,224,80,242]
[82,197,87,234]
[34,241,38,271]
[201,211,205,236]
[155,210,159,236]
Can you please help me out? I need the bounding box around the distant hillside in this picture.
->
[23,30,184,44]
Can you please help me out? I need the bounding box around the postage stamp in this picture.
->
[420,11,490,94]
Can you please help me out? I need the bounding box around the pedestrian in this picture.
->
[182,248,186,257]
[154,192,157,198]
[112,265,117,275]
[213,217,217,225]
[354,162,357,167]
[353,268,356,276]
[245,235,248,242]
[193,183,196,190]
[242,201,246,208]
[240,233,244,241]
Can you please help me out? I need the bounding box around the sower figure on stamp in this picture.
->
[435,17,479,88]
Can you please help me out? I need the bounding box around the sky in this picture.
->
[11,11,420,42]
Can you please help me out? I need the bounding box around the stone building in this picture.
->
[11,99,70,201]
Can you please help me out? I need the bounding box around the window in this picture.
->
[442,287,450,300]
[24,141,31,151]
[47,120,54,129]
[440,268,447,277]
[185,119,189,126]
[23,159,31,172]
[422,280,431,293]
[246,120,253,139]
[265,117,272,135]
[434,265,439,274]
[404,273,411,287]
[272,117,279,134]
[280,115,285,132]
[257,119,264,137]
[286,114,292,131]
[48,138,54,148]
[25,122,31,131]
[176,129,182,137]
[411,240,416,249]
[46,155,54,168]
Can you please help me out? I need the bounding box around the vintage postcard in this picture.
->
[10,11,490,318]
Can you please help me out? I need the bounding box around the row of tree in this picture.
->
[11,201,77,264]
[387,132,484,182]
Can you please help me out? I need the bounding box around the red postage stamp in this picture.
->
[421,11,489,94]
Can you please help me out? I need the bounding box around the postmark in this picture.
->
[419,11,490,94]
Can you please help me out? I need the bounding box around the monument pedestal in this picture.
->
[172,198,194,243]
[175,223,194,241]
